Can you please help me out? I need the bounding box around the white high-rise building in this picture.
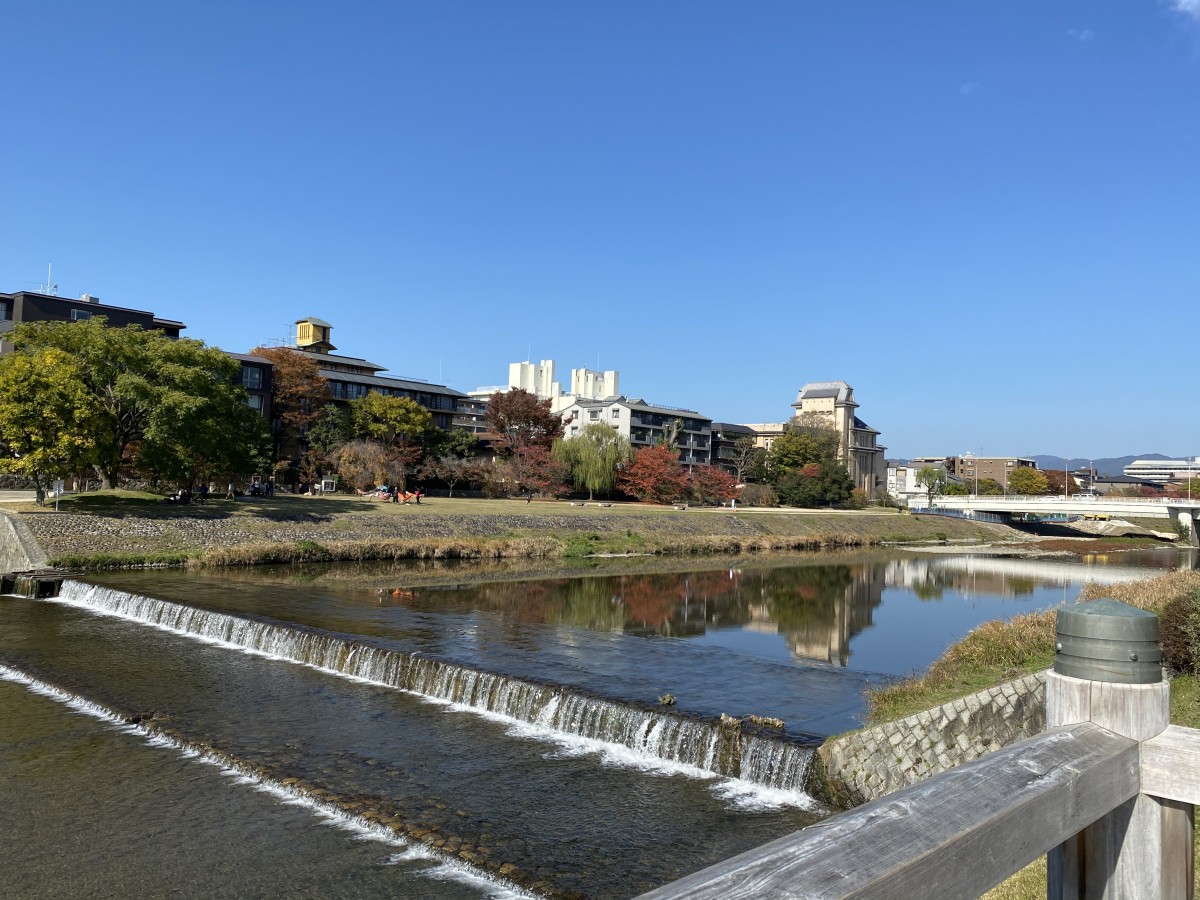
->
[569,367,619,401]
[470,359,622,414]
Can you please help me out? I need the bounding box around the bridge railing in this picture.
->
[639,603,1198,900]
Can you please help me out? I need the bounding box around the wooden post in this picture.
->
[1047,598,1193,900]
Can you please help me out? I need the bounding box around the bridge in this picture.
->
[908,495,1200,546]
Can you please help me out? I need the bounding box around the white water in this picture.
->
[49,580,817,804]
[0,663,534,899]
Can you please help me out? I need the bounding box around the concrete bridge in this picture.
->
[909,495,1200,546]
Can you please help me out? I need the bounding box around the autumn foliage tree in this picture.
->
[618,444,689,504]
[687,464,738,505]
[249,347,330,466]
[484,389,563,454]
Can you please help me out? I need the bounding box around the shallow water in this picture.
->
[5,547,1191,898]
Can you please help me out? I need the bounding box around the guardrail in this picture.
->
[640,601,1198,900]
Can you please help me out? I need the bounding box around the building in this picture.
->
[886,460,963,504]
[909,455,1036,492]
[740,422,788,451]
[558,396,712,466]
[285,317,472,431]
[790,381,886,494]
[1123,458,1200,484]
[225,352,274,421]
[471,359,620,414]
[0,289,185,350]
[0,288,273,420]
[710,423,759,477]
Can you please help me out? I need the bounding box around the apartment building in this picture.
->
[559,396,712,466]
[909,455,1036,491]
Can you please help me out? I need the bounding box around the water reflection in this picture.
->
[364,553,1180,669]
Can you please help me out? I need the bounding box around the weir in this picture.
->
[51,580,816,792]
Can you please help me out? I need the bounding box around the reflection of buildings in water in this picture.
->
[746,565,884,667]
[885,556,1160,599]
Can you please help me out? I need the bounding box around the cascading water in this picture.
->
[52,580,814,792]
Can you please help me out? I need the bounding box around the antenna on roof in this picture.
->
[39,263,58,296]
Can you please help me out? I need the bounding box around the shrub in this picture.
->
[739,483,778,507]
[1159,589,1200,673]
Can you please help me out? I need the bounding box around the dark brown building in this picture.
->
[0,290,184,347]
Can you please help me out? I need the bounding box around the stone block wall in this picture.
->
[0,511,48,571]
[808,671,1047,809]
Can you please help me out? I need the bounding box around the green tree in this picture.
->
[350,393,432,448]
[9,318,261,488]
[553,422,634,500]
[916,466,948,506]
[1007,467,1049,495]
[942,481,969,496]
[776,463,854,508]
[423,426,479,460]
[976,477,1003,496]
[0,348,102,494]
[305,403,353,457]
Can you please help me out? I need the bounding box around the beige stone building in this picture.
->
[790,382,885,494]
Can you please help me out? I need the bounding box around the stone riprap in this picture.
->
[18,506,1019,562]
[808,671,1048,808]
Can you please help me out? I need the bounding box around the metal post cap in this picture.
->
[1055,598,1161,684]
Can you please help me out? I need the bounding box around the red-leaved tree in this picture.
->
[618,444,689,504]
[688,464,738,505]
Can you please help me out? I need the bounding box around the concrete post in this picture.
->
[1046,599,1193,900]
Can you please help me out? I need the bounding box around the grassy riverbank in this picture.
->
[861,569,1200,900]
[16,491,1026,569]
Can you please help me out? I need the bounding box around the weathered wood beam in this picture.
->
[637,724,1138,900]
[1141,724,1200,805]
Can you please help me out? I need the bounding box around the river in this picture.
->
[1,547,1192,898]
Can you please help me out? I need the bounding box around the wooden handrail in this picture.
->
[638,723,1139,900]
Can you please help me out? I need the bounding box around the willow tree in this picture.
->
[553,422,634,500]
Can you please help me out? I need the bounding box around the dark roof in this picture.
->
[292,348,386,372]
[710,422,757,437]
[318,368,468,398]
[852,415,879,434]
[225,351,274,365]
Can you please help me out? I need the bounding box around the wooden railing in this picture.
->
[640,670,1199,899]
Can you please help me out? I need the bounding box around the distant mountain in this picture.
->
[1032,454,1174,478]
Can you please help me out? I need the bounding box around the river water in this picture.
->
[1,547,1192,898]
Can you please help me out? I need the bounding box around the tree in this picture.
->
[489,444,571,497]
[916,466,948,506]
[942,481,969,496]
[976,477,1004,496]
[350,393,432,449]
[424,427,479,460]
[305,403,353,457]
[9,318,262,488]
[419,455,484,498]
[1007,466,1049,495]
[776,462,854,508]
[485,389,562,454]
[249,346,330,465]
[333,440,406,491]
[1042,469,1076,497]
[729,436,763,484]
[688,464,739,505]
[552,422,634,500]
[0,348,102,494]
[617,444,689,505]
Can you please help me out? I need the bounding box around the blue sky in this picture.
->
[3,1,1198,459]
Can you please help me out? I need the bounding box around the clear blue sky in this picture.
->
[3,1,1198,459]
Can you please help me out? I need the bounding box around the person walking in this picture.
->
[225,481,236,501]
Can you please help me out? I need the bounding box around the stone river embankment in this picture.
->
[9,502,1025,568]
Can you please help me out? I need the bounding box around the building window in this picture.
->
[246,394,263,411]
[589,410,599,420]
[70,308,93,321]
[611,409,620,418]
[242,367,263,390]
[0,300,11,320]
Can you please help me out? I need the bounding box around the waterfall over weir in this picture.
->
[53,581,814,793]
